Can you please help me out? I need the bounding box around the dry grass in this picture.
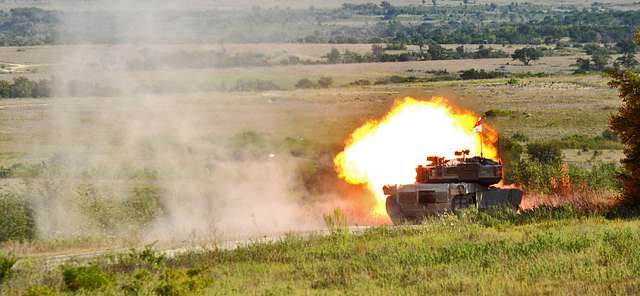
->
[521,190,622,213]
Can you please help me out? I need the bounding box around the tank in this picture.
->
[383,150,522,224]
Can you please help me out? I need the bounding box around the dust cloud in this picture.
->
[22,1,343,243]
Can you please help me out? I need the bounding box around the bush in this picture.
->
[527,142,562,164]
[154,268,209,296]
[483,109,512,117]
[508,159,562,192]
[348,79,371,86]
[295,78,317,89]
[511,132,529,142]
[499,136,524,181]
[547,134,622,150]
[317,76,333,88]
[24,285,58,296]
[0,252,16,283]
[459,68,505,80]
[62,265,111,292]
[601,129,618,141]
[0,193,36,243]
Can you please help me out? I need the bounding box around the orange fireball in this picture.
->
[334,97,499,216]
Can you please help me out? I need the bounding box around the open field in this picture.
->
[0,73,620,165]
[4,212,640,295]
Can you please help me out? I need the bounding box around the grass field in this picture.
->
[0,39,629,295]
[3,211,640,295]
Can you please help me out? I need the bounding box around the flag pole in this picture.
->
[480,129,484,158]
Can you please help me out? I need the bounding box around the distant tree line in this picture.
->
[0,77,51,98]
[304,3,640,45]
[322,44,509,64]
[3,4,640,46]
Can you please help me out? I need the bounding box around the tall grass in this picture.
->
[4,214,640,295]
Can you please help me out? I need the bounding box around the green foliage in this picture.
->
[127,246,166,270]
[0,252,16,283]
[153,267,209,296]
[323,208,348,236]
[62,265,110,292]
[512,47,544,65]
[0,193,35,243]
[527,142,562,164]
[507,159,621,192]
[511,132,529,142]
[459,68,505,80]
[508,159,562,191]
[24,285,58,296]
[601,129,618,141]
[547,134,622,150]
[0,77,52,99]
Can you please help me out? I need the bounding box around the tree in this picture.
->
[511,47,543,66]
[10,77,34,98]
[576,57,592,72]
[615,39,638,69]
[526,142,562,164]
[608,32,640,204]
[0,80,10,98]
[616,40,637,55]
[590,50,610,71]
[371,44,385,61]
[427,43,447,60]
[324,48,341,64]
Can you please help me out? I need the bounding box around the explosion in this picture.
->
[334,97,499,216]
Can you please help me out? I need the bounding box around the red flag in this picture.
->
[473,117,482,133]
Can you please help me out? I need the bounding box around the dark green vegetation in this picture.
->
[0,193,35,242]
[3,3,640,45]
[322,44,510,64]
[4,212,640,294]
[0,77,51,98]
[334,2,640,45]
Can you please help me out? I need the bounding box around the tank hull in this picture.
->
[384,183,522,225]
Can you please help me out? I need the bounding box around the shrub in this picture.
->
[24,285,58,296]
[459,68,505,80]
[317,77,333,88]
[324,208,348,235]
[348,79,371,86]
[601,129,618,141]
[0,252,16,283]
[154,268,209,296]
[483,109,512,117]
[499,136,524,181]
[295,78,317,89]
[62,265,111,291]
[511,132,529,142]
[0,193,36,243]
[547,134,622,150]
[527,142,562,164]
